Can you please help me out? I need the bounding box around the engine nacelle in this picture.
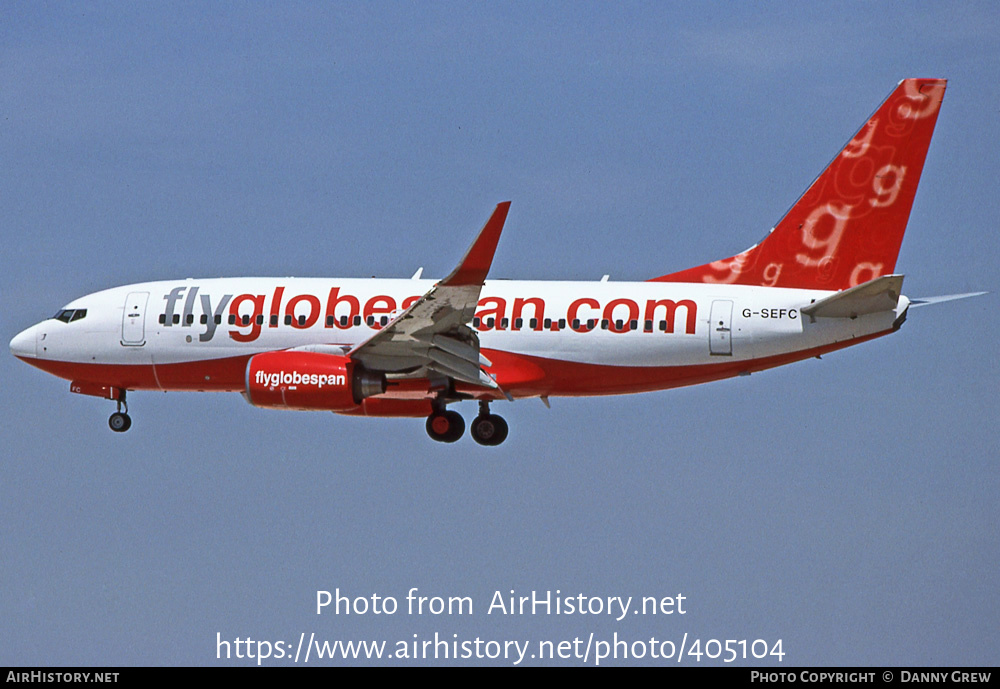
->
[245,350,385,411]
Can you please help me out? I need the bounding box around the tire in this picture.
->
[426,411,465,443]
[109,412,131,433]
[472,414,508,446]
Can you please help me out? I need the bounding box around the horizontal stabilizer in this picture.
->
[909,291,987,307]
[800,275,904,321]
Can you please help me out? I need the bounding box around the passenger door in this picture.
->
[121,292,149,346]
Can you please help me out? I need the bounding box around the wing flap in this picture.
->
[427,348,498,388]
[428,334,492,368]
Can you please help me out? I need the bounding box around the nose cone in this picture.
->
[10,325,37,359]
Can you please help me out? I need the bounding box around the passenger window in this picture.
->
[366,316,374,326]
[587,319,596,330]
[515,318,523,329]
[215,315,222,325]
[659,320,667,331]
[340,316,349,326]
[629,319,638,331]
[543,318,552,329]
[601,319,609,330]
[644,319,653,332]
[353,316,361,326]
[558,319,566,330]
[486,318,495,328]
[500,318,509,329]
[173,314,181,324]
[572,318,580,329]
[200,314,208,325]
[228,315,236,325]
[186,314,194,325]
[298,315,306,326]
[158,314,166,324]
[241,315,250,326]
[380,316,388,326]
[473,317,481,328]
[284,315,292,326]
[272,315,280,327]
[256,315,264,325]
[615,319,624,330]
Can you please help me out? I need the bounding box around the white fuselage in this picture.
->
[11,277,906,400]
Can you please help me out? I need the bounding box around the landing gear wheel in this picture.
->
[425,410,465,443]
[471,414,509,446]
[109,412,132,433]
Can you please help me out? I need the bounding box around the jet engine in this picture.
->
[245,350,386,411]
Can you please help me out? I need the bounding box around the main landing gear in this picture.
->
[425,409,465,443]
[108,391,132,433]
[470,401,508,446]
[425,401,508,446]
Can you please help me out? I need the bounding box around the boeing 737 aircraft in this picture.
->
[10,79,982,446]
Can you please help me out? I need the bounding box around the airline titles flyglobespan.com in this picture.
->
[158,284,700,343]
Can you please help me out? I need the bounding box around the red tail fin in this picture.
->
[651,78,947,290]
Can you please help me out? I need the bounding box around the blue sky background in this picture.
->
[2,2,997,666]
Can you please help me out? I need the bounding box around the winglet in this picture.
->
[439,202,511,287]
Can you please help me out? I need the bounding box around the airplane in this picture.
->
[9,78,984,446]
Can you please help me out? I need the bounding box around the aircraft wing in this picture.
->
[346,202,511,389]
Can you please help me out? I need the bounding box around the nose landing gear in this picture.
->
[108,391,132,433]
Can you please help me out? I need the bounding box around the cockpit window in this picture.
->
[53,309,87,323]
